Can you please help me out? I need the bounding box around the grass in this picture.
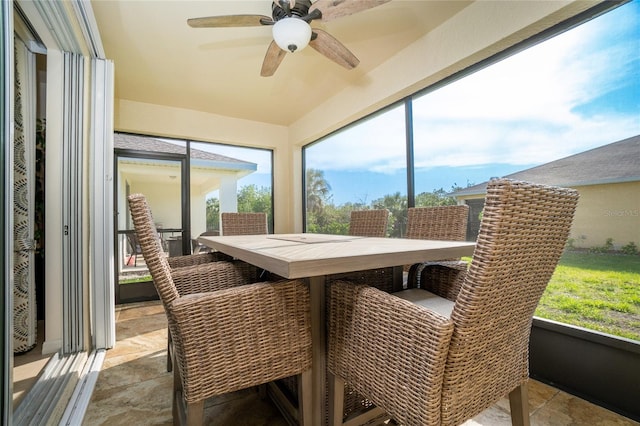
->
[119,275,152,285]
[535,250,640,341]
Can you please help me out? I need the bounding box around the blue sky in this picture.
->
[203,1,639,205]
[306,1,639,205]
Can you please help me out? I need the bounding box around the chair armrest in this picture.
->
[327,267,395,293]
[167,252,231,269]
[171,260,259,296]
[168,280,312,401]
[418,262,468,302]
[328,281,454,425]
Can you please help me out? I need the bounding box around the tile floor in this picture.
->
[83,301,639,426]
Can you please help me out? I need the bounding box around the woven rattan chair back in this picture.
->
[404,205,469,277]
[406,204,469,241]
[221,212,268,235]
[127,193,180,306]
[348,209,389,237]
[440,179,578,425]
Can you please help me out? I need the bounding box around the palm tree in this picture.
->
[373,192,407,237]
[305,168,332,214]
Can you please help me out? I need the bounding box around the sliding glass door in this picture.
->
[115,151,188,304]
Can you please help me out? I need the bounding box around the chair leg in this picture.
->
[184,401,204,426]
[172,357,181,425]
[328,372,345,426]
[172,354,205,426]
[509,383,531,426]
[298,369,313,426]
[167,330,173,372]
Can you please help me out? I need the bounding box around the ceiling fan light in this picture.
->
[272,18,312,53]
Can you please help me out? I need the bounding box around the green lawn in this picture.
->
[535,251,640,341]
[119,275,152,284]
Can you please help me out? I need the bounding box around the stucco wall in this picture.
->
[570,182,640,250]
[129,180,182,229]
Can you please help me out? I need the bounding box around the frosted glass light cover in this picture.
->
[272,18,312,52]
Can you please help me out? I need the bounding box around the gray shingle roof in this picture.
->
[451,135,640,197]
[114,133,256,168]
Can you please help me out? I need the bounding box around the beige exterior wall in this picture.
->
[457,181,640,251]
[113,1,597,234]
[570,182,640,250]
[190,186,207,238]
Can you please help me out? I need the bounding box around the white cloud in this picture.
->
[310,4,639,172]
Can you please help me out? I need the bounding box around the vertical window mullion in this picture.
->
[405,97,415,208]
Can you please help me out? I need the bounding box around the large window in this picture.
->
[304,104,407,236]
[303,1,639,340]
[115,134,273,303]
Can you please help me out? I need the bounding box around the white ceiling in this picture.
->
[91,0,472,126]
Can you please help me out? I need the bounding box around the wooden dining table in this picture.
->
[198,233,476,426]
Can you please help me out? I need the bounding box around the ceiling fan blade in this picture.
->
[187,15,272,28]
[261,41,287,77]
[309,29,359,70]
[310,0,390,22]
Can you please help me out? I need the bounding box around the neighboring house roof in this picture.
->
[114,133,256,172]
[451,135,640,197]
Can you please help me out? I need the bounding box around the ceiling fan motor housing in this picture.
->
[272,0,312,21]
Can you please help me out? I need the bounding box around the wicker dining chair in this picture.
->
[405,204,469,241]
[124,232,143,266]
[128,194,313,425]
[221,212,268,235]
[327,179,578,426]
[348,209,389,237]
[404,204,469,286]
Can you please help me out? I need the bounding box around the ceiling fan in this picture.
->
[187,0,390,77]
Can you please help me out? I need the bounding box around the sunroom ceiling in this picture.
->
[91,0,472,126]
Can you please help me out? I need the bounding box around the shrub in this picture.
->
[621,242,639,256]
[590,238,614,253]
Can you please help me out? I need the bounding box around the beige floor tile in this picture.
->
[462,405,513,426]
[83,374,173,425]
[531,391,639,426]
[493,380,561,415]
[84,302,639,425]
[115,301,164,320]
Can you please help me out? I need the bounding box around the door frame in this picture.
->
[113,148,190,304]
[1,2,14,422]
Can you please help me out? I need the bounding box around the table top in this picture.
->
[198,233,476,279]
